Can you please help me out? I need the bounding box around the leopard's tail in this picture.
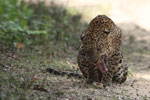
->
[46,68,83,79]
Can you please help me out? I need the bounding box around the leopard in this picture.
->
[77,15,128,86]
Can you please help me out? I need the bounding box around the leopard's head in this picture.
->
[81,15,122,73]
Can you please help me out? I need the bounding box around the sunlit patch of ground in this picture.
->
[134,72,150,80]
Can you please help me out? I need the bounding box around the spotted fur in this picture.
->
[77,15,128,85]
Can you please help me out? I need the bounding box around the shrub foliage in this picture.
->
[0,0,85,48]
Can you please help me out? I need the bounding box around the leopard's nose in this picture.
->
[91,55,99,63]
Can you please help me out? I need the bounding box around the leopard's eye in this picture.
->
[97,47,102,51]
[103,29,110,35]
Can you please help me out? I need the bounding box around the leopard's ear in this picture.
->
[103,29,110,35]
[80,33,85,41]
[80,31,86,41]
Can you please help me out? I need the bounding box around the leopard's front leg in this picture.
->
[101,70,113,86]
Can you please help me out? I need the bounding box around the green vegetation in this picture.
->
[0,0,35,46]
[0,0,86,48]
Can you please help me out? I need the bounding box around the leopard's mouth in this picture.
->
[97,55,108,73]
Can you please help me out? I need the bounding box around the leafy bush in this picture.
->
[0,0,86,48]
[0,0,46,47]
